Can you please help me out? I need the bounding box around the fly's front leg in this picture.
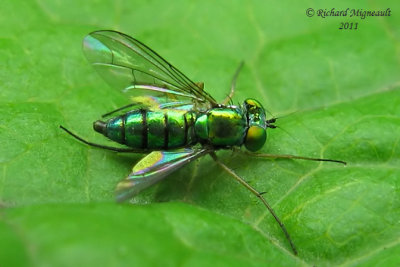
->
[222,61,244,105]
[209,151,298,255]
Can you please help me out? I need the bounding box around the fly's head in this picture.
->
[243,98,275,152]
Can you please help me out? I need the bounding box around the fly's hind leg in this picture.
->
[222,61,244,105]
[60,125,145,153]
[101,103,139,118]
[209,151,298,255]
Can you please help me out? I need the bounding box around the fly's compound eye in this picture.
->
[244,125,266,152]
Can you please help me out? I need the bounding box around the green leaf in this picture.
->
[1,203,298,266]
[1,0,399,266]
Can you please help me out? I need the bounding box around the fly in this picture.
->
[60,30,347,255]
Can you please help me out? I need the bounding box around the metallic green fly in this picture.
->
[60,30,346,255]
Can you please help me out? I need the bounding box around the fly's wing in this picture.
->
[83,30,217,108]
[131,95,195,111]
[101,95,195,119]
[116,148,208,202]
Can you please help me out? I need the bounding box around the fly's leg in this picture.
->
[209,151,298,255]
[60,125,145,153]
[102,103,139,118]
[237,149,347,165]
[222,61,244,105]
[195,82,204,90]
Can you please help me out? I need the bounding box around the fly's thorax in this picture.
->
[94,109,197,150]
[194,107,247,147]
[243,98,267,152]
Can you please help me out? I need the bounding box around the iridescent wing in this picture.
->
[100,95,195,118]
[129,95,195,110]
[115,148,209,202]
[83,30,217,107]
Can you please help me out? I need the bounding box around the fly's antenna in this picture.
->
[273,111,302,143]
[264,107,276,120]
[266,109,298,122]
[273,110,298,120]
[265,116,299,143]
[275,125,298,142]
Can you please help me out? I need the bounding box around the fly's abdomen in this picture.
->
[95,109,197,149]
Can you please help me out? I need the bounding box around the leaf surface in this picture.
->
[0,0,399,266]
